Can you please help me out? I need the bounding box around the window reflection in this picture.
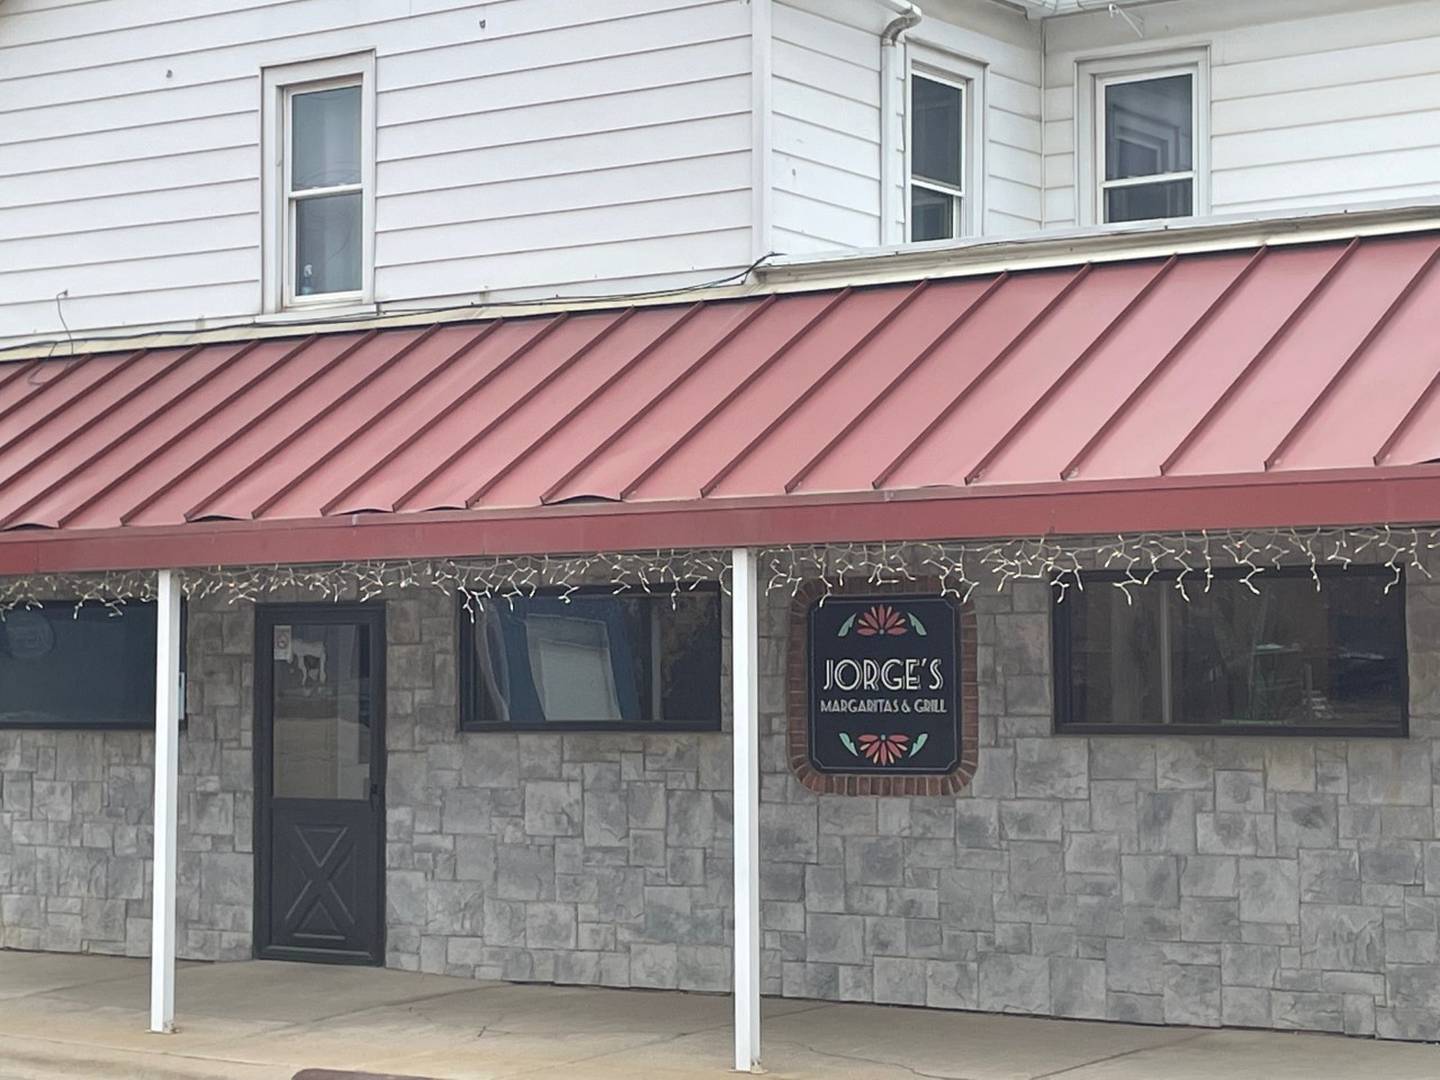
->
[1059,569,1406,733]
[462,589,721,729]
[271,622,372,799]
[0,602,167,729]
[1102,73,1195,224]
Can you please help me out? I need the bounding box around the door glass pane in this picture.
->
[911,187,957,242]
[291,85,361,190]
[1105,179,1194,224]
[912,75,963,189]
[1104,74,1192,181]
[295,192,362,296]
[272,622,371,799]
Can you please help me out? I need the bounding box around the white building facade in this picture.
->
[2,0,1439,346]
[7,0,1440,1067]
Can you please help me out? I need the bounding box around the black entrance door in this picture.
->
[255,605,385,964]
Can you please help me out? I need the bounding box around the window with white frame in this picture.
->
[908,70,969,242]
[262,55,375,311]
[1082,54,1207,227]
[288,82,363,298]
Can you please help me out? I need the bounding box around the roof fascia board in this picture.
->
[4,465,1440,576]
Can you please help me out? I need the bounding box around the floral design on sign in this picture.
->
[840,730,929,766]
[836,604,928,638]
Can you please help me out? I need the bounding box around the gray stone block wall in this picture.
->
[4,565,1440,1043]
[385,587,737,991]
[0,594,253,961]
[758,572,1440,1041]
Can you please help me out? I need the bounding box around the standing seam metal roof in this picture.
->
[1,233,1439,566]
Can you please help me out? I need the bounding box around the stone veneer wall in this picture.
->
[3,569,1440,1041]
[383,587,737,989]
[757,575,1440,1041]
[0,594,253,959]
[0,584,743,992]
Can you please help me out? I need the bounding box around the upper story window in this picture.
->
[458,587,722,731]
[1054,566,1407,737]
[289,83,363,298]
[1100,72,1194,223]
[906,50,982,244]
[1079,51,1208,227]
[910,73,966,241]
[262,55,375,312]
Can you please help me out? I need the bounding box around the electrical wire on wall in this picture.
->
[0,252,780,362]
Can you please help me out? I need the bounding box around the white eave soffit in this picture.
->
[999,0,1163,17]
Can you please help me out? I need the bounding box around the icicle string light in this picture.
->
[0,528,1434,614]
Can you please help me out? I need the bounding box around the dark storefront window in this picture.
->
[0,601,177,729]
[458,587,721,731]
[1055,567,1407,736]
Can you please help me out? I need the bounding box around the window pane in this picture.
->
[0,603,159,727]
[465,590,720,727]
[1173,575,1405,729]
[912,75,963,189]
[291,85,361,190]
[1104,74,1192,181]
[295,192,362,296]
[1105,179,1194,224]
[1060,570,1406,732]
[271,622,372,800]
[911,186,957,242]
[1065,584,1168,727]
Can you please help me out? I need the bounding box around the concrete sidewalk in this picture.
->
[1,953,1439,1080]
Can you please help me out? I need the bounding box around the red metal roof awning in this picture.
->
[4,232,1440,575]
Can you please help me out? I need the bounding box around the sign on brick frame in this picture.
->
[787,579,978,796]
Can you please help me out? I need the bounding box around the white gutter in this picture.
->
[758,199,1440,287]
[6,201,1440,363]
[876,1,922,246]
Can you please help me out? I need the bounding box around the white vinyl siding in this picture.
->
[770,0,883,254]
[769,0,1041,252]
[5,0,1440,348]
[0,0,752,346]
[1043,0,1440,228]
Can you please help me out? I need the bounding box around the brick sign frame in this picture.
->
[787,578,978,796]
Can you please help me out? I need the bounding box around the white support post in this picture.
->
[150,569,182,1035]
[731,547,761,1073]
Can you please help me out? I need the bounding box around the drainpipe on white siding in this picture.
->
[750,0,774,262]
[877,1,923,246]
[1039,14,1047,229]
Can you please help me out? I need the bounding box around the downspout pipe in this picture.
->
[877,1,923,246]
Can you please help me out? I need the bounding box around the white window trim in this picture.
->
[1075,48,1210,228]
[261,53,376,314]
[906,45,986,243]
